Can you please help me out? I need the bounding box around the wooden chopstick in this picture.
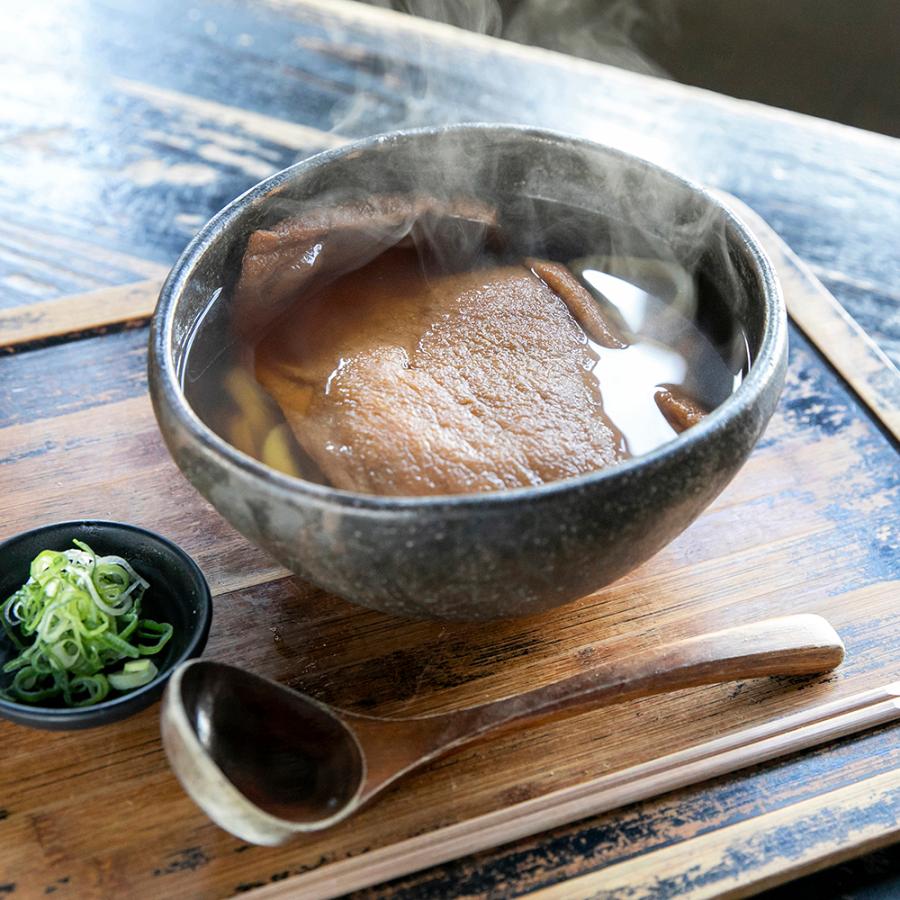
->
[246,683,900,899]
[712,191,900,441]
[610,681,900,785]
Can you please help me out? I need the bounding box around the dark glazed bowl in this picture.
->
[149,125,787,620]
[0,521,212,729]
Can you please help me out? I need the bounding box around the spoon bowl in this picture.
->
[162,614,843,844]
[174,663,364,829]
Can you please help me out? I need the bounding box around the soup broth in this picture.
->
[183,198,748,495]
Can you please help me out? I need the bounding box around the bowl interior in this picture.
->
[0,521,212,728]
[168,126,771,492]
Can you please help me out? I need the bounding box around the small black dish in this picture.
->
[0,521,212,730]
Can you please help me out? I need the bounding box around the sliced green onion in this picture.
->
[135,620,174,655]
[108,659,158,691]
[1,541,173,707]
[65,673,110,707]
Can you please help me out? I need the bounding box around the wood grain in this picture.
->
[247,683,900,899]
[527,767,900,900]
[0,311,897,897]
[718,193,900,441]
[0,279,162,351]
[0,49,336,311]
[113,78,345,153]
[368,718,900,899]
[2,0,898,366]
[0,0,898,895]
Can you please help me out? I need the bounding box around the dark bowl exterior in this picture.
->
[149,125,787,620]
[0,522,212,729]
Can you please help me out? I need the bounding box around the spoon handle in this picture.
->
[356,614,843,792]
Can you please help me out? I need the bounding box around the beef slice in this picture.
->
[654,385,707,433]
[255,249,626,496]
[232,195,497,338]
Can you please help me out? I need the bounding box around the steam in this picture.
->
[215,0,749,397]
[327,1,677,165]
[352,0,673,81]
[356,0,674,75]
[502,0,674,77]
[389,0,502,35]
[180,0,755,504]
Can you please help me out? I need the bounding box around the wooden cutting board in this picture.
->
[0,204,898,899]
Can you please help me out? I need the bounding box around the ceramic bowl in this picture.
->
[149,125,786,620]
[0,521,212,729]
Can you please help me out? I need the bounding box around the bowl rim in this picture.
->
[0,519,213,726]
[151,122,786,511]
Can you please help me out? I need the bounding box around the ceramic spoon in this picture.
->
[161,614,843,845]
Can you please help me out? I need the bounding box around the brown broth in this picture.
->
[183,231,748,493]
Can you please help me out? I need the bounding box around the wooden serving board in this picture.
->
[0,213,898,899]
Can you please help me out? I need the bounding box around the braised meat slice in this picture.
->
[526,258,628,348]
[255,249,626,496]
[233,196,497,337]
[654,385,707,433]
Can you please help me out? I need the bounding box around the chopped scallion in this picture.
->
[1,541,173,707]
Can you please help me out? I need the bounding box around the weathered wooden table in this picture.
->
[1,2,898,897]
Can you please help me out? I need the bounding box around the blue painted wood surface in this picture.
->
[2,0,898,364]
[0,2,897,897]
